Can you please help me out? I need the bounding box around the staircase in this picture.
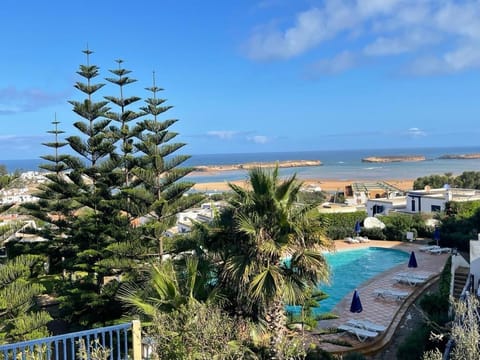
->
[453,267,470,298]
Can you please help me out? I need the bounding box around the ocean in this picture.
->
[4,146,480,183]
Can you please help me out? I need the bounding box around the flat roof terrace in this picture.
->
[351,182,405,193]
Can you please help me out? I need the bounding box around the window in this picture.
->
[431,205,441,212]
[373,205,384,215]
[411,199,416,212]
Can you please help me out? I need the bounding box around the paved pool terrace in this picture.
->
[315,240,450,355]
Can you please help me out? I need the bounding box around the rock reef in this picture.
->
[193,160,322,172]
[439,153,480,160]
[362,156,425,163]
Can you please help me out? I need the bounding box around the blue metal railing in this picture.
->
[0,322,133,360]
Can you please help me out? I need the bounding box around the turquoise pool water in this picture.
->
[288,247,409,314]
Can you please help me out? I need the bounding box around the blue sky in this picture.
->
[1,0,480,159]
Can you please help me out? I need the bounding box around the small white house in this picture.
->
[366,187,480,217]
[405,187,480,214]
[366,197,407,217]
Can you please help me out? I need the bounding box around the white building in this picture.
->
[366,187,480,217]
[405,187,480,214]
[173,201,226,235]
[0,187,38,205]
[365,197,408,217]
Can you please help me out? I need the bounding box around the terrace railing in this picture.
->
[0,320,141,360]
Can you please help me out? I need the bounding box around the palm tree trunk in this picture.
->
[265,297,287,360]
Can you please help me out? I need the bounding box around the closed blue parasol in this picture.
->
[433,227,440,247]
[354,220,361,235]
[350,289,363,313]
[408,251,418,268]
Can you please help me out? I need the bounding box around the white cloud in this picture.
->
[246,8,327,60]
[206,130,238,140]
[407,128,426,137]
[356,0,403,16]
[364,30,440,56]
[247,135,269,144]
[245,0,480,74]
[307,51,357,76]
[444,45,480,71]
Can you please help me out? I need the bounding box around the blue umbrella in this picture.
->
[433,227,440,247]
[350,289,363,313]
[354,220,361,235]
[408,251,418,268]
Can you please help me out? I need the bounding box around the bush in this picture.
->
[397,325,431,360]
[305,345,336,360]
[420,292,449,321]
[360,227,386,240]
[380,213,422,241]
[343,352,366,360]
[318,211,367,240]
[328,226,353,240]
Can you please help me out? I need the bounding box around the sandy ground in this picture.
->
[192,178,414,192]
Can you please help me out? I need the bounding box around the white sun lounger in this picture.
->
[393,275,426,286]
[428,247,451,255]
[419,245,440,252]
[337,324,379,342]
[373,288,409,301]
[395,272,433,280]
[345,237,359,244]
[346,319,387,333]
[355,236,370,243]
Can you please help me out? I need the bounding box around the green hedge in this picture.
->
[318,211,367,240]
[379,213,427,241]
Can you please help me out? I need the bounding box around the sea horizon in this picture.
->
[3,145,480,184]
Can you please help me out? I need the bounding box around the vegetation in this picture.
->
[396,257,452,360]
[423,294,480,360]
[18,49,201,329]
[413,171,480,190]
[380,213,430,241]
[317,211,366,240]
[191,167,333,358]
[4,47,480,359]
[0,255,52,343]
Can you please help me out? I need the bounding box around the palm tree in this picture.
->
[214,166,332,359]
[117,256,216,322]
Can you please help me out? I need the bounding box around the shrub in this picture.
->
[360,227,386,240]
[397,325,431,360]
[318,211,367,240]
[305,345,336,359]
[381,213,421,241]
[343,352,366,360]
[329,226,353,240]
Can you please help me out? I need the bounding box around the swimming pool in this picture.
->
[288,247,409,314]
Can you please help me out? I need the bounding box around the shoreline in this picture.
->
[192,178,415,193]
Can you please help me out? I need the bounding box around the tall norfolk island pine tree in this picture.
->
[24,49,201,327]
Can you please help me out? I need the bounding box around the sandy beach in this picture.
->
[192,178,414,192]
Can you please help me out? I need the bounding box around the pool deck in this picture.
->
[315,240,450,355]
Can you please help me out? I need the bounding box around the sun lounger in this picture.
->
[355,236,370,243]
[419,245,440,252]
[346,319,387,333]
[337,324,379,342]
[373,288,409,301]
[393,274,426,286]
[395,272,433,280]
[345,237,359,244]
[428,247,451,255]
